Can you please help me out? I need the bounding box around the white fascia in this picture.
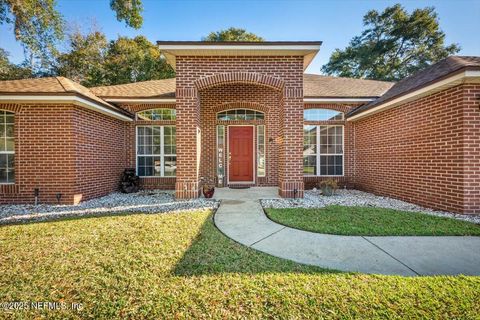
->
[106,98,176,104]
[348,70,480,121]
[0,95,132,121]
[303,98,375,103]
[158,44,321,51]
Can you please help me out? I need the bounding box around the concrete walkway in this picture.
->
[213,187,480,276]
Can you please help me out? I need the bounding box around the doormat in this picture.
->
[229,185,251,189]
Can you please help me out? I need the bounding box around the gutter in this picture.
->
[0,94,133,121]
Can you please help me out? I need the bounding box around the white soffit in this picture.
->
[0,95,133,121]
[158,43,321,70]
[304,98,376,103]
[348,70,480,121]
[106,98,176,104]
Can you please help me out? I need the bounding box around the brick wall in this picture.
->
[462,84,480,214]
[353,83,480,214]
[199,84,280,187]
[73,106,127,202]
[175,56,305,198]
[0,104,76,204]
[0,103,128,205]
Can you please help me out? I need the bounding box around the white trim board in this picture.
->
[304,98,375,103]
[104,98,377,104]
[348,70,480,121]
[106,98,176,104]
[157,44,321,51]
[0,95,132,121]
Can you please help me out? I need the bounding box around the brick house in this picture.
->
[0,42,478,214]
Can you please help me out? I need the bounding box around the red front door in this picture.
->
[229,126,254,182]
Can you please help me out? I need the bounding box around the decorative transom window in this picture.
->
[137,108,176,121]
[0,110,14,183]
[303,125,343,176]
[217,109,264,121]
[304,108,344,121]
[137,126,176,177]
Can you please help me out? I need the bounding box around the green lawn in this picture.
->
[265,205,480,236]
[0,210,479,319]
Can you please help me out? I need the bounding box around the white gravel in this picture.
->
[261,189,480,224]
[0,190,219,224]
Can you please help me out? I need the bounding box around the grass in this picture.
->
[265,205,480,236]
[0,210,479,319]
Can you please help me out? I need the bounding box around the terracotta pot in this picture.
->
[203,187,215,198]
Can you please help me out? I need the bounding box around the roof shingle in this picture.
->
[0,77,109,106]
[90,75,393,99]
[349,56,480,117]
[90,78,176,98]
[304,74,393,98]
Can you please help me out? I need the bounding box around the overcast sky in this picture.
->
[1,0,479,74]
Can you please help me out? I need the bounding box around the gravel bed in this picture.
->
[261,189,480,224]
[0,190,219,225]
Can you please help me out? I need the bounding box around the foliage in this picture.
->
[321,4,460,81]
[102,35,174,85]
[0,0,64,73]
[0,48,33,80]
[0,210,479,318]
[319,178,338,196]
[110,0,143,29]
[56,32,174,86]
[266,206,480,236]
[203,27,264,41]
[0,0,144,76]
[55,29,109,87]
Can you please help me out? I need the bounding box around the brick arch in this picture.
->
[212,101,269,114]
[0,104,22,113]
[194,72,285,92]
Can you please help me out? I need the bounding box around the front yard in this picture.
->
[265,205,480,236]
[1,210,479,319]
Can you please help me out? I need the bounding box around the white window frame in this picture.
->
[303,125,344,177]
[257,125,266,177]
[136,125,176,177]
[217,109,265,121]
[0,110,14,184]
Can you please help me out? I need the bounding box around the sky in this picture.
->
[0,0,479,74]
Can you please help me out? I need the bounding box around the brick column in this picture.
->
[278,87,305,198]
[175,86,201,199]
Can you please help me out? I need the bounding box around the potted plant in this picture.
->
[319,179,338,196]
[202,184,215,198]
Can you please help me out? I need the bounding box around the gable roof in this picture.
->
[0,77,132,119]
[91,78,176,99]
[304,74,393,98]
[349,56,480,118]
[91,75,393,100]
[157,41,322,70]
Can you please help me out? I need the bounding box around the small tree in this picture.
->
[0,48,33,80]
[103,35,174,86]
[321,4,460,81]
[203,27,264,42]
[0,0,145,76]
[56,28,109,86]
